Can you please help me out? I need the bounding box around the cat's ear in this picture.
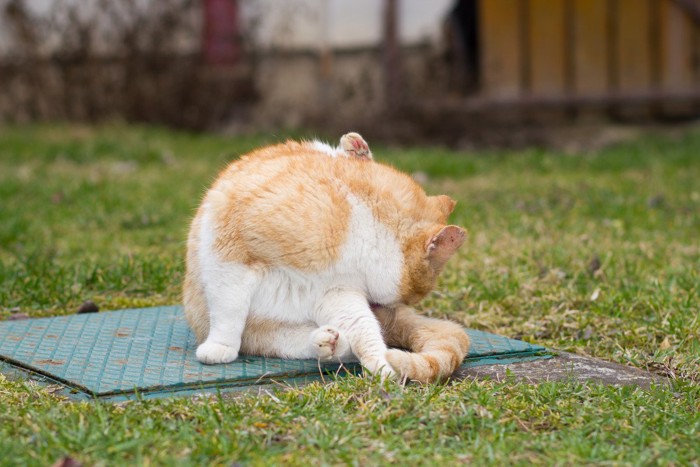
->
[426,225,466,270]
[430,195,457,220]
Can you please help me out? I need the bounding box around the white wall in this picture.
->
[240,0,454,51]
[0,0,200,57]
[0,0,454,56]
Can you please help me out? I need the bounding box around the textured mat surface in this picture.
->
[0,306,549,400]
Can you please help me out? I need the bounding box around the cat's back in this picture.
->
[201,142,387,270]
[212,140,407,195]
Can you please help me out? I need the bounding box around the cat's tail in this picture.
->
[385,335,468,384]
[375,305,470,384]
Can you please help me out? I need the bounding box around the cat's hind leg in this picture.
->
[240,317,352,361]
[196,260,260,365]
[309,326,353,360]
[314,287,394,378]
[375,304,470,383]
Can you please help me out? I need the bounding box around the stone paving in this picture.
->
[455,351,669,389]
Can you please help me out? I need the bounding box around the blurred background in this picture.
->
[2,3,700,435]
[1,0,700,145]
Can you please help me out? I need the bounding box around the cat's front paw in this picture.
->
[310,326,350,360]
[196,341,239,365]
[340,132,372,160]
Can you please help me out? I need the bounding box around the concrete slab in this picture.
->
[455,351,669,389]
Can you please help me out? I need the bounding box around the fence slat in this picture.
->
[660,0,697,115]
[528,0,567,96]
[479,0,523,99]
[616,0,652,92]
[659,0,695,91]
[572,0,609,95]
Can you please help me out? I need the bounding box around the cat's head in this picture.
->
[399,196,466,305]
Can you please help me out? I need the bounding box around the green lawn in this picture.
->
[0,124,698,465]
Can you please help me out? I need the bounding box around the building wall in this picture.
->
[243,0,454,128]
[0,0,202,58]
[0,0,455,127]
[240,0,453,51]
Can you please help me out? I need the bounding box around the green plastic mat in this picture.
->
[0,306,550,400]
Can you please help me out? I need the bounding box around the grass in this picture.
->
[0,123,698,465]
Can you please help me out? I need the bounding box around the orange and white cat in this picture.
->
[183,133,469,382]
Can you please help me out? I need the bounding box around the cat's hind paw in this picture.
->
[196,341,239,365]
[340,132,372,160]
[386,348,450,384]
[385,349,413,379]
[362,357,396,380]
[310,325,350,360]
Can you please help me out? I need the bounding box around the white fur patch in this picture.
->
[338,193,403,305]
[251,266,321,322]
[310,140,347,158]
[197,206,260,362]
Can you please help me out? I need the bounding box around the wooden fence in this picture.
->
[477,0,700,115]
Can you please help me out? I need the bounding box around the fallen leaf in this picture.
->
[660,337,672,350]
[51,456,82,467]
[8,313,29,321]
[587,256,601,274]
[77,301,99,314]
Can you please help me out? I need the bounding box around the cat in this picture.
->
[183,132,469,382]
